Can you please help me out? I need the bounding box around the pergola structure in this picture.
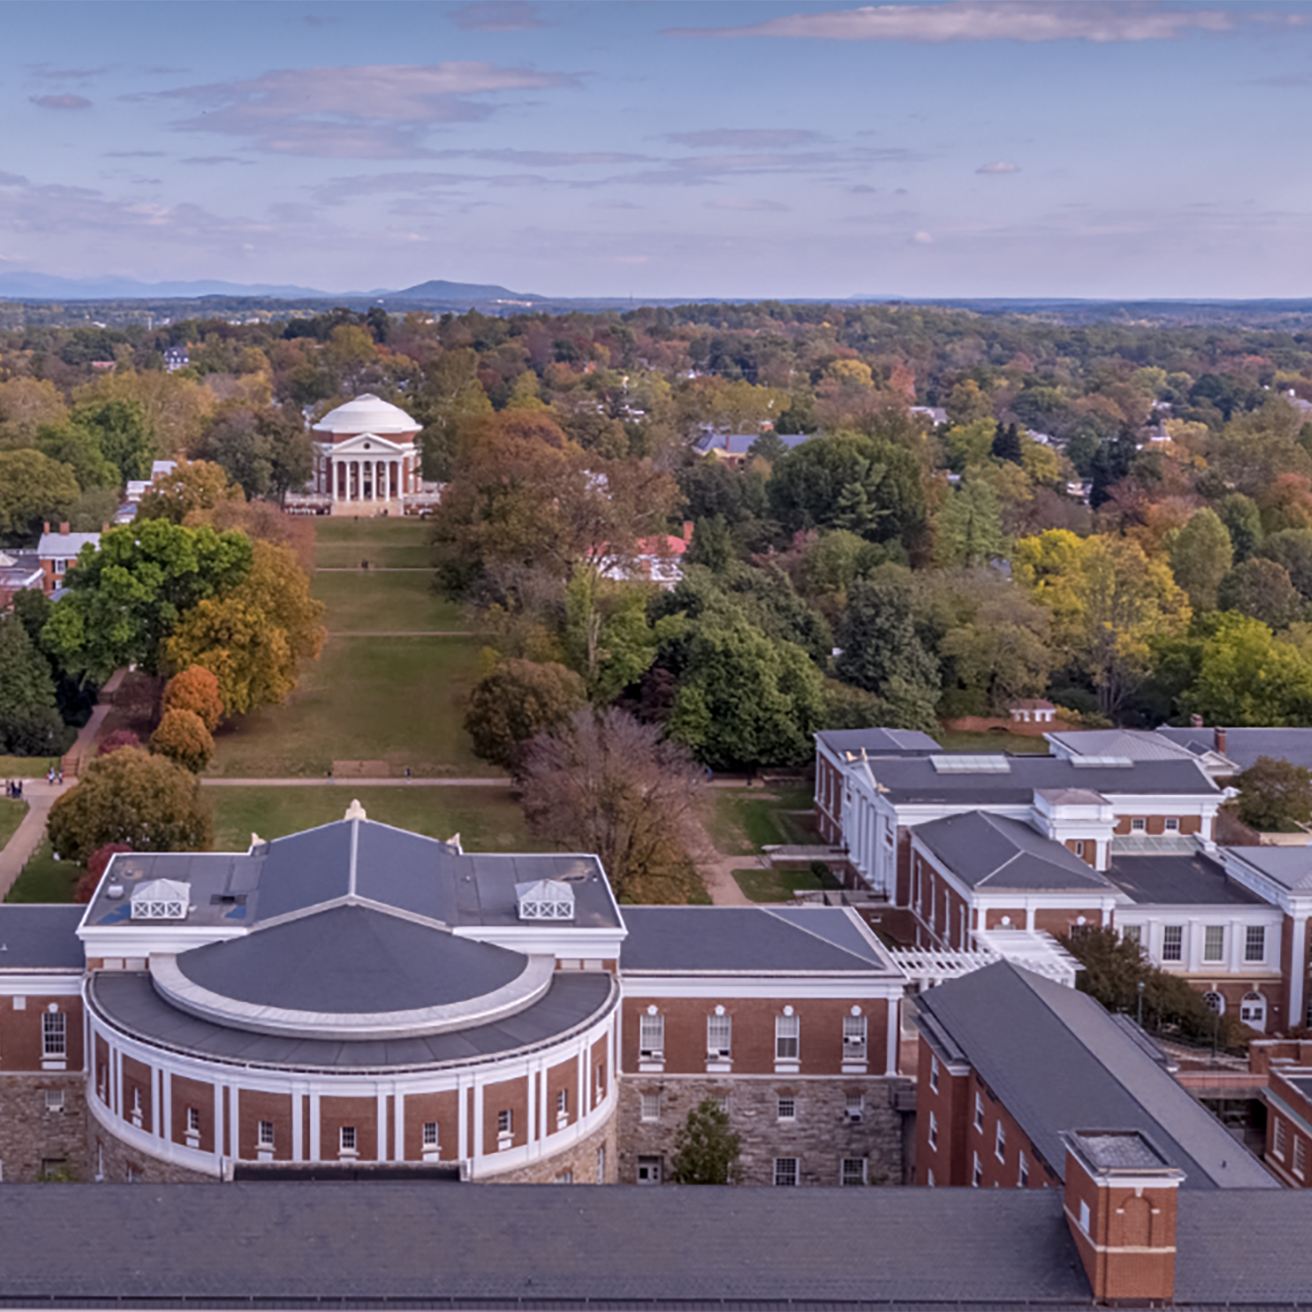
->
[310,394,422,515]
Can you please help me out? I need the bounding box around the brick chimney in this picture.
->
[1214,726,1227,755]
[59,522,70,535]
[1189,713,1203,729]
[682,520,694,542]
[43,521,50,535]
[1062,1130,1184,1305]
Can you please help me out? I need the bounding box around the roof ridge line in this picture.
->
[349,819,359,898]
[760,907,881,968]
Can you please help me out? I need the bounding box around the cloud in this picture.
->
[849,184,879,194]
[182,156,255,166]
[30,94,91,110]
[432,148,650,166]
[448,2,545,31]
[912,230,933,243]
[666,128,828,150]
[0,172,29,187]
[151,62,577,157]
[977,160,1021,174]
[666,2,1239,43]
[30,65,108,81]
[707,197,788,211]
[310,170,474,204]
[106,150,165,158]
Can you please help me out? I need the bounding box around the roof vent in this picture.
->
[105,883,124,900]
[515,879,576,921]
[130,879,191,920]
[344,799,367,821]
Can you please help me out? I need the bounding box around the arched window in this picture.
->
[1240,991,1267,1032]
[1204,991,1225,1015]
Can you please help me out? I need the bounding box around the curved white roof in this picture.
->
[312,393,419,435]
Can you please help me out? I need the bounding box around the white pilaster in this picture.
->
[309,1092,321,1161]
[1291,915,1309,1029]
[376,1089,388,1160]
[228,1084,240,1160]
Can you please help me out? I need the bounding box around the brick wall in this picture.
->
[480,1112,617,1184]
[0,995,83,1072]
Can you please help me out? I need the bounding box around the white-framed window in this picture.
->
[1246,925,1266,962]
[340,1126,357,1153]
[926,1167,935,1187]
[927,1110,938,1151]
[841,1158,867,1186]
[186,1107,200,1134]
[44,1089,64,1113]
[995,1121,1006,1162]
[774,1157,798,1187]
[596,1146,606,1182]
[775,1013,800,1061]
[497,1109,513,1137]
[556,1169,575,1184]
[846,1093,863,1122]
[1242,991,1268,1029]
[1162,925,1183,961]
[594,1064,605,1100]
[257,1120,275,1149]
[639,1012,665,1060]
[1204,926,1225,962]
[640,1091,661,1122]
[1204,991,1225,1015]
[1296,1136,1307,1179]
[635,1158,660,1185]
[42,1012,66,1058]
[842,1014,867,1061]
[1079,1199,1091,1233]
[1018,1150,1029,1188]
[707,1013,732,1059]
[422,1121,439,1149]
[973,1091,984,1131]
[1131,817,1146,832]
[715,1094,729,1115]
[1121,924,1141,947]
[1274,1117,1287,1160]
[972,1152,983,1187]
[777,1096,796,1121]
[929,1054,939,1092]
[556,1089,568,1116]
[1073,840,1085,858]
[1165,817,1180,832]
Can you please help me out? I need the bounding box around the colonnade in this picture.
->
[325,457,411,503]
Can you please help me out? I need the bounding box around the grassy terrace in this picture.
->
[312,570,467,632]
[706,785,821,856]
[5,839,81,903]
[0,798,28,853]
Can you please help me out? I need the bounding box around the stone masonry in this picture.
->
[617,1076,906,1187]
[479,1113,617,1184]
[0,1073,91,1182]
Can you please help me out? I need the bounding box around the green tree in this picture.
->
[834,573,940,707]
[934,478,1004,567]
[43,520,253,682]
[669,1097,742,1185]
[195,406,313,502]
[464,658,587,771]
[1183,613,1312,726]
[71,397,154,483]
[563,571,670,705]
[990,420,1023,464]
[0,450,81,546]
[35,421,118,490]
[47,746,213,863]
[1234,756,1312,833]
[1219,493,1264,563]
[0,615,70,756]
[416,348,493,481]
[1217,559,1304,629]
[1169,508,1233,613]
[1261,529,1312,601]
[136,460,241,525]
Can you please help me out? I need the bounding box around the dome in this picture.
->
[312,393,419,435]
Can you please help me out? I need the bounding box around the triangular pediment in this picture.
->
[320,431,414,456]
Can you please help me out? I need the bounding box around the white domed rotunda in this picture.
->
[310,394,422,514]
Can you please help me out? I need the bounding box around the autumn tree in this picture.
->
[1234,756,1312,833]
[464,658,587,771]
[1168,508,1233,613]
[163,665,224,731]
[135,459,242,524]
[669,1098,742,1185]
[150,708,214,774]
[0,450,80,545]
[47,747,213,863]
[0,377,69,444]
[74,842,133,904]
[1217,559,1304,629]
[163,539,326,715]
[1183,613,1312,726]
[518,707,706,901]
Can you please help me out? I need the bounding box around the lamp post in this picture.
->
[1137,979,1145,1028]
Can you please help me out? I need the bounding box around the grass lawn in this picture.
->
[312,570,466,632]
[0,798,28,852]
[935,730,1052,755]
[5,839,83,903]
[706,786,820,855]
[0,757,65,778]
[313,517,428,546]
[732,866,827,903]
[206,785,544,852]
[209,635,492,777]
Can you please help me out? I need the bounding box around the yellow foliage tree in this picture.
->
[150,708,214,773]
[163,664,224,732]
[136,459,242,524]
[164,540,326,716]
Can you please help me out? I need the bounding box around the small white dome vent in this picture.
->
[130,879,191,920]
[515,879,575,921]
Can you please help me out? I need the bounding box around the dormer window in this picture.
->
[515,879,575,921]
[130,879,191,920]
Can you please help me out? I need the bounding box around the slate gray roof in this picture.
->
[1048,728,1200,761]
[1157,725,1312,773]
[1224,846,1312,892]
[815,727,942,757]
[85,818,622,932]
[177,906,528,1013]
[621,906,897,974]
[88,969,614,1071]
[867,755,1216,804]
[914,811,1116,892]
[915,961,1278,1190]
[0,905,85,970]
[1176,1190,1312,1303]
[1105,852,1266,906]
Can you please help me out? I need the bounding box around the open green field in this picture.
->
[935,730,1052,755]
[732,865,831,903]
[0,757,64,778]
[206,785,543,853]
[314,517,434,568]
[5,839,82,903]
[312,571,466,632]
[706,786,819,856]
[0,798,28,852]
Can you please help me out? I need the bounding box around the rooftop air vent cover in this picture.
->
[515,879,576,921]
[130,879,191,920]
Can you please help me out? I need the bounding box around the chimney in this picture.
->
[1214,727,1227,755]
[59,522,69,535]
[1062,1130,1184,1305]
[43,522,50,535]
[1189,714,1203,730]
[683,520,694,542]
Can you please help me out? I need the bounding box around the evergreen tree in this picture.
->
[670,1097,742,1185]
[0,614,70,756]
[990,420,1022,464]
[834,573,940,708]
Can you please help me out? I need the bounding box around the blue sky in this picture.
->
[5,0,1312,299]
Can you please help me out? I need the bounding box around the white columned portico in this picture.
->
[311,394,421,516]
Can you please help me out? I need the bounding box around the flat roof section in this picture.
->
[1105,852,1267,906]
[0,905,87,970]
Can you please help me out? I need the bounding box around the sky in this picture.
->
[5,0,1312,300]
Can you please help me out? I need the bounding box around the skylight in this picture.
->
[515,879,575,921]
[129,879,191,920]
[930,755,1011,774]
[1070,756,1134,768]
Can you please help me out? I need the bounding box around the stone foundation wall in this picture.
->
[477,1113,617,1184]
[617,1076,905,1187]
[90,1119,220,1184]
[0,1073,90,1183]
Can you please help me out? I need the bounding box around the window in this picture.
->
[842,1014,867,1061]
[1122,924,1142,948]
[1018,1150,1029,1188]
[1297,1136,1307,1179]
[596,1146,606,1182]
[640,1092,661,1122]
[422,1121,439,1149]
[556,1089,568,1117]
[42,1012,66,1058]
[497,1109,513,1137]
[846,1093,864,1122]
[841,1158,867,1186]
[1131,817,1146,832]
[773,1157,798,1187]
[1274,1117,1287,1160]
[639,1013,665,1060]
[1078,1199,1091,1233]
[1204,991,1225,1015]
[44,1089,64,1113]
[777,1096,796,1121]
[186,1107,200,1135]
[556,1170,575,1184]
[1204,925,1225,962]
[707,1013,732,1060]
[775,1013,800,1061]
[636,1157,661,1185]
[927,1111,938,1151]
[973,1092,984,1131]
[1246,925,1266,962]
[1073,840,1085,858]
[714,1094,729,1115]
[340,1126,357,1153]
[972,1152,983,1187]
[257,1121,274,1149]
[1162,925,1183,961]
[1165,817,1180,832]
[1242,991,1268,1029]
[926,1168,935,1187]
[594,1064,605,1100]
[995,1121,1006,1162]
[929,1055,939,1092]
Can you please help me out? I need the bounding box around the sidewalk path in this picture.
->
[326,631,473,637]
[202,776,512,787]
[0,779,72,900]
